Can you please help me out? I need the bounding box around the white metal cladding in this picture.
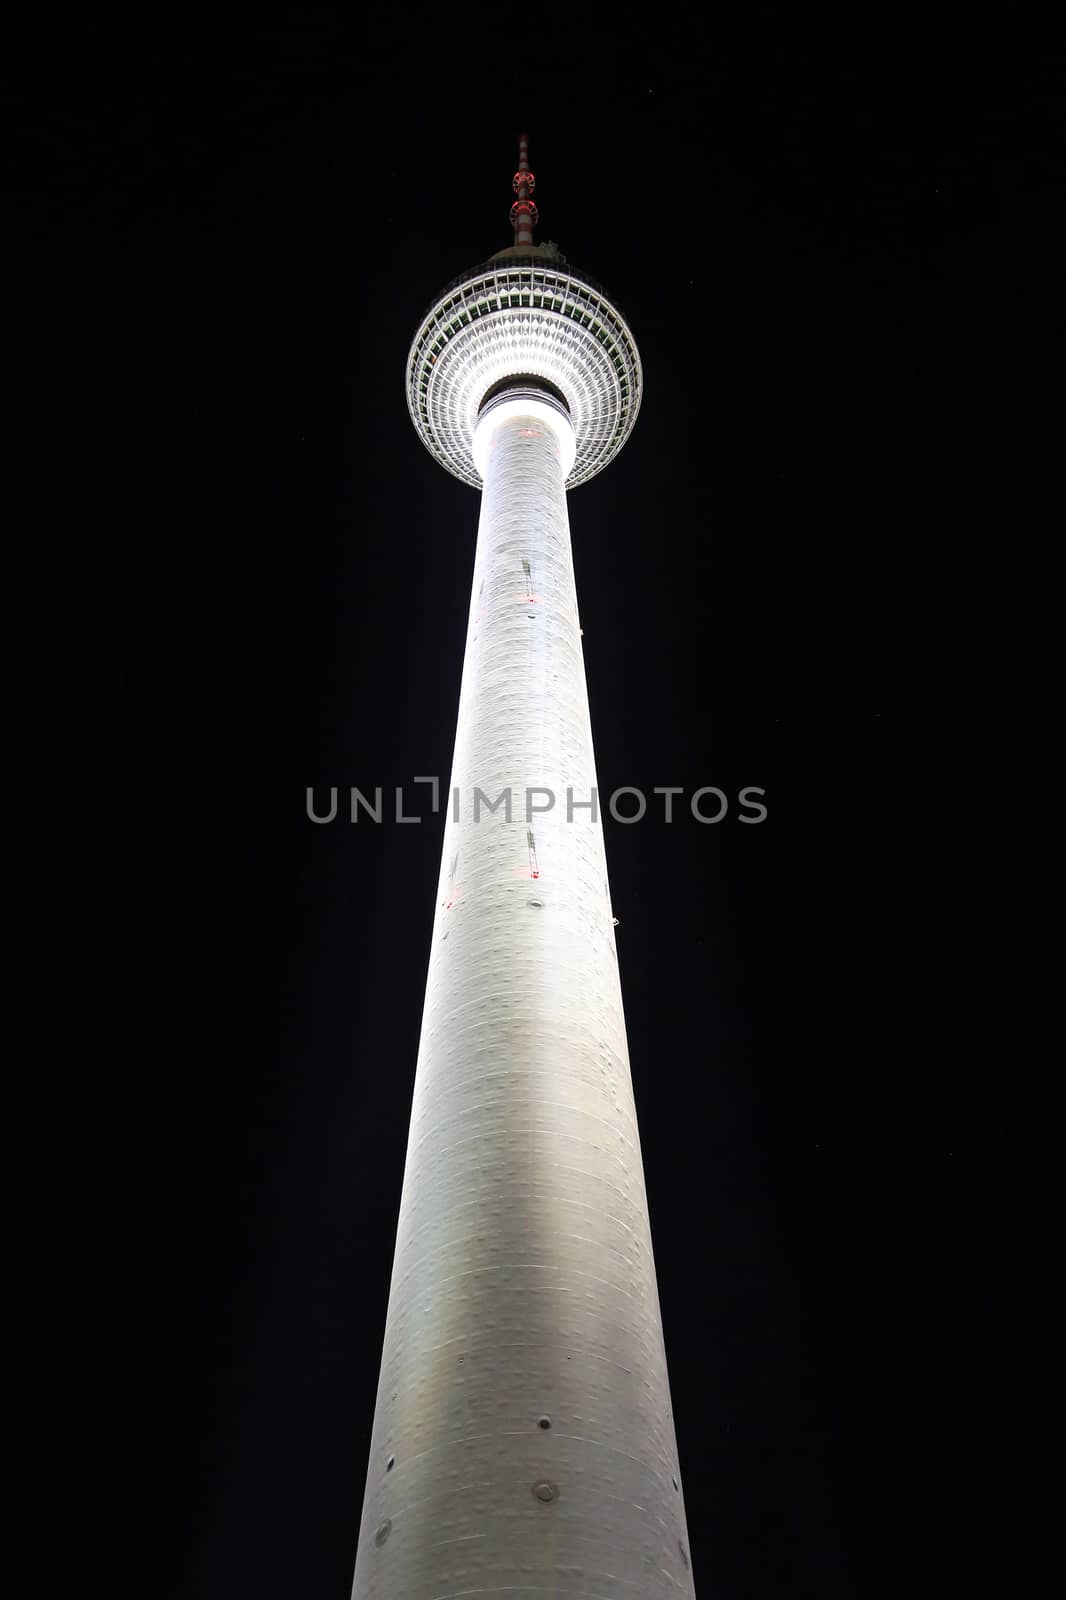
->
[405,261,642,490]
[351,403,695,1598]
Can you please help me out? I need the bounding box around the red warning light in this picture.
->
[510,200,540,228]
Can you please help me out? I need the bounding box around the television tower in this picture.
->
[351,136,695,1598]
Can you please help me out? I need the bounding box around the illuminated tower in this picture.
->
[351,136,696,1599]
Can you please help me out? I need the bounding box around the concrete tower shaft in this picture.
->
[351,395,694,1598]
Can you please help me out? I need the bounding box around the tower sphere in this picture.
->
[405,242,642,489]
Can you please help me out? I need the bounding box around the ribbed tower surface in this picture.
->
[351,141,695,1600]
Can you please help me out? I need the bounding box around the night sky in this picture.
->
[16,19,1052,1599]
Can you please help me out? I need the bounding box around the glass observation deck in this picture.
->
[406,252,642,490]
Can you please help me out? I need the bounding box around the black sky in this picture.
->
[13,17,1054,1599]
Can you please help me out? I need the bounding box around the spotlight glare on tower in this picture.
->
[350,135,696,1598]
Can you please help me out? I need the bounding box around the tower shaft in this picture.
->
[352,395,693,1597]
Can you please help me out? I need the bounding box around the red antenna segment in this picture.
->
[510,132,538,247]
